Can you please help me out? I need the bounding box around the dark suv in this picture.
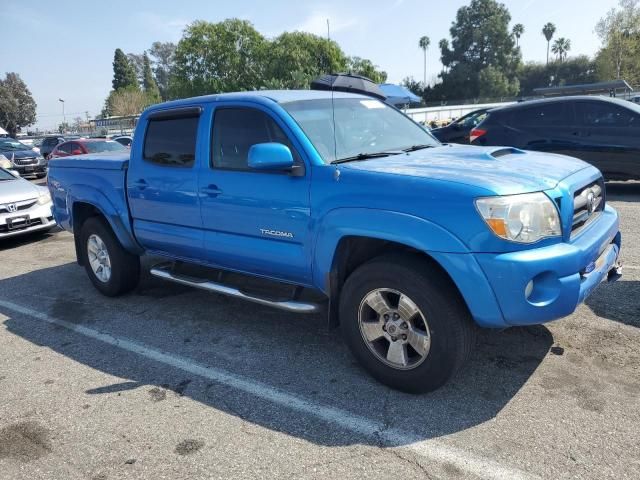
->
[40,136,65,159]
[471,96,640,180]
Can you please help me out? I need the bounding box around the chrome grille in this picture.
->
[0,198,37,213]
[14,157,37,165]
[572,179,604,236]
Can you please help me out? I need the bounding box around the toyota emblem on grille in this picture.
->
[586,191,596,215]
[6,203,18,213]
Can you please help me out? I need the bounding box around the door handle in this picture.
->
[131,179,148,190]
[201,184,222,197]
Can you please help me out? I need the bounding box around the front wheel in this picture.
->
[79,217,140,296]
[340,254,476,393]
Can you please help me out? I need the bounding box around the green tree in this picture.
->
[542,23,556,65]
[595,0,640,83]
[142,53,161,103]
[517,56,598,95]
[265,31,347,89]
[0,73,37,137]
[149,41,176,100]
[478,66,520,97]
[112,48,139,91]
[127,52,145,85]
[346,56,387,83]
[436,0,520,100]
[170,19,268,98]
[512,23,524,47]
[419,36,430,85]
[551,37,571,62]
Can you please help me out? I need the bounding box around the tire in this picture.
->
[339,254,476,393]
[79,216,140,296]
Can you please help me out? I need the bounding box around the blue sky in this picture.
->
[1,0,619,130]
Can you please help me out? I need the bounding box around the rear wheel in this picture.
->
[340,254,476,393]
[79,217,140,296]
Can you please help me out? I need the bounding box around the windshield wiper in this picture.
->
[402,144,436,153]
[330,151,404,165]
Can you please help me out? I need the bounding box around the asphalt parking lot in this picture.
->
[0,180,638,480]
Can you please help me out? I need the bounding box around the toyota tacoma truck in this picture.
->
[48,90,622,393]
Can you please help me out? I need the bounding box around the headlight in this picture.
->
[475,192,561,243]
[37,192,52,205]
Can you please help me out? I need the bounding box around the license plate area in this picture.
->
[7,215,31,230]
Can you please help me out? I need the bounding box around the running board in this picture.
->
[149,264,321,314]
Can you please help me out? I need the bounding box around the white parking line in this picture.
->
[0,298,536,480]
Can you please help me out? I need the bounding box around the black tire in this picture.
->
[79,216,140,296]
[339,254,476,393]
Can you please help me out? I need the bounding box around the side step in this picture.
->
[149,263,322,314]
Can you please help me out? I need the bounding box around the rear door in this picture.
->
[573,100,640,179]
[198,103,313,284]
[503,102,581,157]
[127,107,205,260]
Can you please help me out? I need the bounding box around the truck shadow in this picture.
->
[1,262,553,448]
[585,279,640,328]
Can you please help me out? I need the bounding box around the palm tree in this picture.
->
[542,22,556,65]
[419,36,430,86]
[551,37,571,62]
[512,24,525,48]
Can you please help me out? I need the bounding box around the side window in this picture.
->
[143,115,199,167]
[510,103,568,127]
[211,107,300,171]
[575,102,640,128]
[57,143,72,154]
[70,142,83,154]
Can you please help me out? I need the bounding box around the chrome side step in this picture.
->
[149,264,321,314]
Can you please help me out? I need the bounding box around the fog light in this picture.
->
[525,280,534,299]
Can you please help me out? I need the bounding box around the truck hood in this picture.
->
[341,144,592,195]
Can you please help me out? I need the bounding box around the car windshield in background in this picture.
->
[84,141,128,153]
[0,138,30,151]
[0,169,16,181]
[282,98,439,163]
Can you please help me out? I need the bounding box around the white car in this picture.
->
[0,168,56,239]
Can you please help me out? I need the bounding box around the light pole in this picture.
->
[58,98,65,131]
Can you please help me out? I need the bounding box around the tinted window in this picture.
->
[509,102,569,127]
[575,101,640,128]
[144,116,199,167]
[69,142,84,154]
[211,108,299,170]
[57,143,72,154]
[43,138,60,147]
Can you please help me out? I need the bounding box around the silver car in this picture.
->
[0,168,56,239]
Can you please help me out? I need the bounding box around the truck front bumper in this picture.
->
[432,204,621,328]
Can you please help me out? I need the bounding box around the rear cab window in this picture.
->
[143,111,200,167]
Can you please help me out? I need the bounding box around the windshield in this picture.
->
[0,169,16,181]
[84,141,128,153]
[282,98,439,163]
[0,138,30,152]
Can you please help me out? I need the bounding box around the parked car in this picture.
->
[40,136,66,159]
[470,96,640,180]
[0,167,55,239]
[112,135,133,148]
[0,137,47,178]
[430,108,489,144]
[48,90,621,393]
[49,138,128,159]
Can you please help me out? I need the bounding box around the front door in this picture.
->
[198,104,312,285]
[127,108,205,260]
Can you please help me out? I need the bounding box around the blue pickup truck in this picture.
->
[48,90,622,392]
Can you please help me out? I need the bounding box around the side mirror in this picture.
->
[248,143,294,171]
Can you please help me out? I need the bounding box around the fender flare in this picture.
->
[67,184,142,254]
[312,208,470,293]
